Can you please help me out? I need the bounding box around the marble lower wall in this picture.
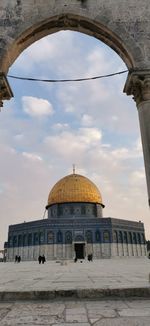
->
[6,242,147,262]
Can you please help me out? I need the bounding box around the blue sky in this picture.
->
[0,31,149,248]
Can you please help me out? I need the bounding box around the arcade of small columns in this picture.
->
[7,238,146,262]
[6,228,147,261]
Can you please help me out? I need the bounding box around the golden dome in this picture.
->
[47,173,104,206]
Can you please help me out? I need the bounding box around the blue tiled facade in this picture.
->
[6,202,145,248]
[5,200,146,261]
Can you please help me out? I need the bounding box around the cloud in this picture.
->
[22,152,43,162]
[51,123,69,132]
[22,96,54,117]
[81,114,94,126]
[1,30,150,249]
[44,127,102,158]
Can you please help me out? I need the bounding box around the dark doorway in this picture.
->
[74,243,85,259]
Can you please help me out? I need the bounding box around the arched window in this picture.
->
[8,236,12,246]
[57,231,63,243]
[92,205,96,216]
[58,205,63,216]
[133,232,137,244]
[124,231,128,243]
[47,231,54,244]
[81,206,86,215]
[34,233,39,245]
[129,232,133,244]
[141,233,145,244]
[103,231,110,243]
[23,234,27,246]
[70,206,74,214]
[39,232,44,244]
[65,231,72,244]
[113,231,118,243]
[28,233,32,246]
[118,231,123,243]
[86,230,93,243]
[18,235,22,247]
[13,235,17,247]
[137,233,141,244]
[95,230,101,242]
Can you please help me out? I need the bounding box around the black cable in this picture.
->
[7,69,128,83]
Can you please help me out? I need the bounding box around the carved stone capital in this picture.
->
[124,70,150,106]
[0,73,13,108]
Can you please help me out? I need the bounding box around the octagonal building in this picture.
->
[5,172,146,261]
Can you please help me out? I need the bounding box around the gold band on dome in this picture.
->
[47,173,104,206]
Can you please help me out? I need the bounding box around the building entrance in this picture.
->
[74,243,85,259]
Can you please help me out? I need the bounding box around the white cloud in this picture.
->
[22,152,43,162]
[44,127,102,156]
[1,30,150,249]
[81,114,94,126]
[129,169,146,186]
[52,123,69,130]
[22,96,54,117]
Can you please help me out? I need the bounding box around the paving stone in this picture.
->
[0,308,11,320]
[86,300,128,309]
[118,308,150,317]
[93,317,150,326]
[66,308,86,314]
[66,314,88,322]
[53,324,90,326]
[11,302,65,315]
[65,301,84,308]
[1,315,64,325]
[125,299,150,308]
[88,308,117,318]
[89,318,102,324]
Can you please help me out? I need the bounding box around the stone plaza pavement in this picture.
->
[0,258,150,296]
[1,298,150,326]
[1,258,150,325]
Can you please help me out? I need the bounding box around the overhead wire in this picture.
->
[7,69,129,84]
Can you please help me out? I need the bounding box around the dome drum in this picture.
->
[47,202,103,219]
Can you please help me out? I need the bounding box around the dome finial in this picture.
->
[73,164,76,174]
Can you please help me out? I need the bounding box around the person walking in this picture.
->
[38,255,42,264]
[41,254,46,264]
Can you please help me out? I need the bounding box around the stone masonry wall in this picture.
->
[0,0,150,73]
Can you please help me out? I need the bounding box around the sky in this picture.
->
[0,30,149,248]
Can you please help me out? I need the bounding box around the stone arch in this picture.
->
[1,0,146,105]
[1,13,135,74]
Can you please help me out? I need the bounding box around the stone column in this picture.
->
[124,70,150,206]
[0,73,13,108]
